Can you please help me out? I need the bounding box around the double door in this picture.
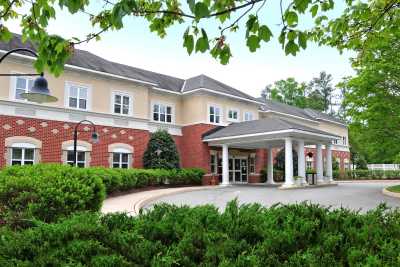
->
[229,157,248,183]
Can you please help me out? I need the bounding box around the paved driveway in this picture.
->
[144,182,400,212]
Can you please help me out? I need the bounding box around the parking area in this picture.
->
[144,182,400,212]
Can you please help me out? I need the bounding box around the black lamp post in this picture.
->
[73,119,99,167]
[0,48,57,103]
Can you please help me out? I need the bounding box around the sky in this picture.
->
[5,0,355,98]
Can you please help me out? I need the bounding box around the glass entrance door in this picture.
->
[229,157,248,183]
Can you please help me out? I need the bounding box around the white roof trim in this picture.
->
[314,117,347,126]
[203,129,339,142]
[0,49,158,86]
[182,88,264,105]
[152,86,181,95]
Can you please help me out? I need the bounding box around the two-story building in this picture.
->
[0,34,350,187]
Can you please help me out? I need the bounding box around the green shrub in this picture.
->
[1,201,400,266]
[0,164,105,225]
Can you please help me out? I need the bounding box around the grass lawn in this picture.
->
[387,185,400,193]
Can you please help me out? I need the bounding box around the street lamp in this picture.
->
[73,119,99,167]
[0,48,57,103]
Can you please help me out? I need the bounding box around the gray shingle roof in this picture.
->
[203,117,339,140]
[0,34,258,100]
[183,74,260,102]
[257,97,346,125]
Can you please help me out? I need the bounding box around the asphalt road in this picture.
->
[144,182,400,212]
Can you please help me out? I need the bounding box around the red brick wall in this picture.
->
[0,115,154,168]
[180,123,216,172]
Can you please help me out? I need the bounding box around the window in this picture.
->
[113,93,131,115]
[67,150,86,168]
[209,105,221,124]
[228,109,239,122]
[67,83,89,110]
[342,136,347,146]
[11,147,35,165]
[210,153,217,174]
[306,156,313,170]
[244,112,254,121]
[153,103,172,123]
[332,139,338,145]
[112,153,129,168]
[249,154,256,173]
[14,76,34,100]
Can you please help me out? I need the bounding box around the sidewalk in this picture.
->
[101,186,215,216]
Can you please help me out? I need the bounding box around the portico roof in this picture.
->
[203,118,339,148]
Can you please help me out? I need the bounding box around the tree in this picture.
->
[0,0,397,75]
[143,130,180,169]
[304,89,325,111]
[339,5,400,163]
[266,78,307,108]
[274,148,298,176]
[308,71,335,113]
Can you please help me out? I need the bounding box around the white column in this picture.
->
[266,148,274,184]
[297,140,306,179]
[316,143,324,183]
[283,138,294,187]
[326,143,333,182]
[221,144,229,186]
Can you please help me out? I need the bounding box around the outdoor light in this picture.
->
[0,48,58,103]
[20,73,57,103]
[91,132,100,144]
[307,152,313,158]
[155,148,162,156]
[73,120,99,166]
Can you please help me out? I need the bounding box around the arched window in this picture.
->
[5,137,42,166]
[108,143,133,169]
[61,140,92,168]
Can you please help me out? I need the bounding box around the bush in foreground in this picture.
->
[0,164,105,225]
[1,201,400,266]
[0,164,205,225]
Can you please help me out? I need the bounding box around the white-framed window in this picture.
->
[66,82,90,110]
[112,153,130,168]
[13,76,34,101]
[344,159,350,170]
[342,136,347,146]
[227,108,239,122]
[66,150,86,168]
[11,145,35,166]
[332,139,338,145]
[209,105,222,124]
[249,154,256,173]
[210,153,217,174]
[153,103,173,123]
[244,112,254,121]
[112,92,132,115]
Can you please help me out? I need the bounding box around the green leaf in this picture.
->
[246,35,260,52]
[187,0,195,13]
[287,30,297,41]
[246,15,259,36]
[195,29,209,53]
[285,41,299,56]
[183,29,194,55]
[258,25,272,42]
[310,4,318,18]
[298,32,307,49]
[285,11,298,27]
[219,45,232,65]
[194,2,209,19]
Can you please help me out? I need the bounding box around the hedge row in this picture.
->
[1,201,400,266]
[333,169,400,180]
[0,164,205,225]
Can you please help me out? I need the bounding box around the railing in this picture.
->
[367,164,400,171]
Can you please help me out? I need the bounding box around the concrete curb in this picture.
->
[278,182,338,190]
[102,186,216,216]
[338,180,400,183]
[382,187,400,199]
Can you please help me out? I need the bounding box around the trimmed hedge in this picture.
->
[0,164,205,225]
[0,164,105,224]
[334,169,400,180]
[1,201,400,266]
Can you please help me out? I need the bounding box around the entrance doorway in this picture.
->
[229,157,248,183]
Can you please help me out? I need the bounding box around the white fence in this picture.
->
[367,164,400,171]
